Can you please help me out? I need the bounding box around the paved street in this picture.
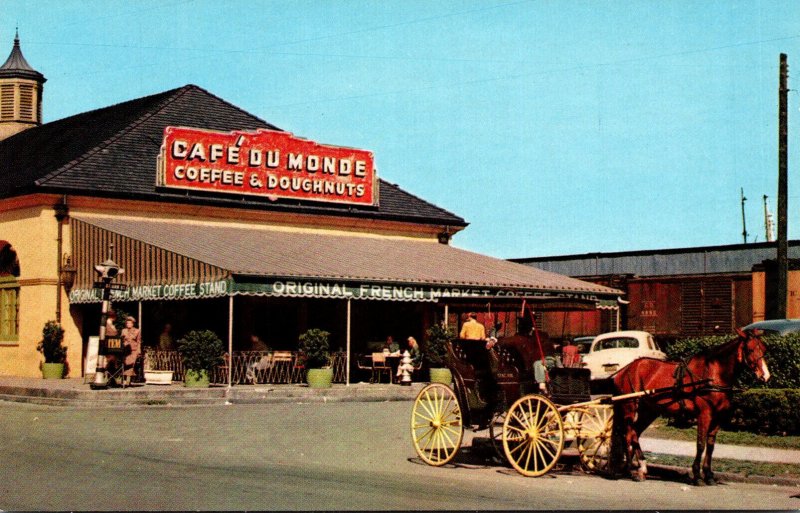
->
[0,400,798,510]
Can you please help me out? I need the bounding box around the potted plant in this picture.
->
[176,330,224,387]
[298,328,332,388]
[143,347,174,385]
[423,322,454,384]
[37,320,67,379]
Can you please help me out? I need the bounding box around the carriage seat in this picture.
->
[548,367,591,404]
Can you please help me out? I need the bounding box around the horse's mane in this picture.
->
[696,335,745,360]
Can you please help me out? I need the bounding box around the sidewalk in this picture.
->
[2,376,799,469]
[640,436,800,465]
[0,376,424,407]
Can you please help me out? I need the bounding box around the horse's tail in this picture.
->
[607,367,631,478]
[608,398,629,478]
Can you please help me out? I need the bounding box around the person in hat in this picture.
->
[121,316,142,385]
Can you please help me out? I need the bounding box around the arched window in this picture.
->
[0,242,20,343]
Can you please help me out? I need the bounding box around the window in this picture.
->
[0,276,19,343]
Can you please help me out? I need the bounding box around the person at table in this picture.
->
[121,316,142,386]
[383,335,400,354]
[396,336,421,380]
[158,323,174,351]
[250,334,270,352]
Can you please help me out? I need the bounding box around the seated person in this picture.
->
[396,336,421,379]
[383,335,400,354]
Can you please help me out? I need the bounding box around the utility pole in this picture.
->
[740,187,748,243]
[777,53,789,318]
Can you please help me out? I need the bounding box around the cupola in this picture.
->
[0,29,46,141]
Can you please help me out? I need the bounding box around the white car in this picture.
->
[581,330,666,380]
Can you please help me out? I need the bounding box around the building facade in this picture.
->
[0,36,620,379]
[515,242,800,342]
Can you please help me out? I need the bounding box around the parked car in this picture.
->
[581,330,666,380]
[742,319,800,336]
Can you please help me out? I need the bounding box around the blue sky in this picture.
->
[3,0,800,258]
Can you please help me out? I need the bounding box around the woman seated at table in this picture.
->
[396,336,421,379]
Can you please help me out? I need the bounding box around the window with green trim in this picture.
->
[0,277,19,342]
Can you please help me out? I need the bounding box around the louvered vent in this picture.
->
[0,84,13,120]
[19,84,33,120]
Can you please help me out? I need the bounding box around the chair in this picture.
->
[291,353,306,383]
[371,352,391,384]
[269,351,294,383]
[355,353,372,382]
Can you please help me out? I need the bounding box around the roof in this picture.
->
[0,33,44,81]
[512,241,800,277]
[0,84,464,227]
[742,319,800,335]
[73,215,621,298]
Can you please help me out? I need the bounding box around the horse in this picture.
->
[610,328,770,484]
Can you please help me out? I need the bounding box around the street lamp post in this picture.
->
[90,258,125,390]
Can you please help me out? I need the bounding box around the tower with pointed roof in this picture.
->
[0,30,46,141]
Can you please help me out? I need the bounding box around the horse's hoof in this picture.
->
[704,475,718,486]
[632,472,646,482]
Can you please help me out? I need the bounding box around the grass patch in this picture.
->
[644,418,800,450]
[645,452,800,479]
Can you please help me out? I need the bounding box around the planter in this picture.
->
[41,362,65,379]
[306,368,333,389]
[184,369,210,388]
[429,367,452,385]
[144,370,174,385]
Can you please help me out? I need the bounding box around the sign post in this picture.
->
[90,256,125,390]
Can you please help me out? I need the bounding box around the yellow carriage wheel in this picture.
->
[502,394,564,477]
[576,404,614,473]
[411,383,464,466]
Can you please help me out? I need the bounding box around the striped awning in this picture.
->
[68,216,622,304]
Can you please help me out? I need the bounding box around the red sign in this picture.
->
[157,127,377,206]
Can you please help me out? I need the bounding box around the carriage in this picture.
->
[410,336,616,477]
[410,328,770,483]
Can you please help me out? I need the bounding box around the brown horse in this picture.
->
[611,328,770,484]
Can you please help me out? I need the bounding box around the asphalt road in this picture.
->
[0,399,798,510]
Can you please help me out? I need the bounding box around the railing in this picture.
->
[144,350,349,385]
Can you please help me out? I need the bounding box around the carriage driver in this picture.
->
[461,312,499,428]
[460,312,497,349]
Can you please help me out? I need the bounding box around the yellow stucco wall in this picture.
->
[0,204,81,377]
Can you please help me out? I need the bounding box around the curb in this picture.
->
[647,463,800,488]
[0,382,425,408]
